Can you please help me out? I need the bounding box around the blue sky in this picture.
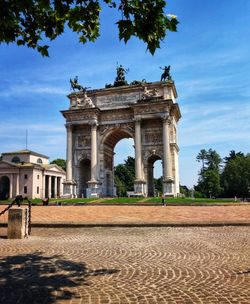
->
[0,0,249,188]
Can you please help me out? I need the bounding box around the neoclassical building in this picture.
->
[0,150,66,199]
[62,78,181,198]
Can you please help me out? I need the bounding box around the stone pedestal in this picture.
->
[163,178,174,197]
[8,208,28,239]
[63,180,77,198]
[87,180,100,198]
[134,179,146,196]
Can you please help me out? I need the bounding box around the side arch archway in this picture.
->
[146,154,162,197]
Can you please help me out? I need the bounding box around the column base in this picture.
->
[134,179,146,197]
[87,180,101,198]
[163,178,174,197]
[62,180,77,198]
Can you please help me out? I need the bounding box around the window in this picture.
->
[24,186,27,194]
[12,156,20,163]
[37,187,39,194]
[37,158,43,164]
[37,175,40,180]
[24,174,28,179]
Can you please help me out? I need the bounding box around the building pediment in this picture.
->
[0,160,18,169]
[42,164,66,174]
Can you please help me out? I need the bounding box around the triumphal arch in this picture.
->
[61,66,181,197]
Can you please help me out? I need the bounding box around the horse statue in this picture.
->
[160,65,171,82]
[70,76,87,92]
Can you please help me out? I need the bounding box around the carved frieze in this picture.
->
[100,109,133,122]
[133,103,168,116]
[143,128,162,145]
[77,135,91,148]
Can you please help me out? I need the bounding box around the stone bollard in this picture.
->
[7,208,29,239]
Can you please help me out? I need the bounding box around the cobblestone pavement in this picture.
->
[0,226,249,304]
[1,205,250,226]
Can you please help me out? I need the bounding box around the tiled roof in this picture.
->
[1,149,49,159]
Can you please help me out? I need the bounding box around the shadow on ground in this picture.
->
[0,252,119,303]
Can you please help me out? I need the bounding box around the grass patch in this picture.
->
[146,197,236,204]
[0,197,240,205]
[98,197,144,203]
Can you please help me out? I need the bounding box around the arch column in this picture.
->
[87,120,100,197]
[66,124,73,181]
[134,117,146,196]
[162,113,174,196]
[63,123,76,197]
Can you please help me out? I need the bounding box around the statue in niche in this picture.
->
[160,65,172,81]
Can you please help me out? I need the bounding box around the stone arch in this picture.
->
[0,176,10,200]
[100,126,134,149]
[100,127,135,197]
[146,154,162,197]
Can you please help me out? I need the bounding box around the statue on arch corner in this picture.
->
[160,65,172,82]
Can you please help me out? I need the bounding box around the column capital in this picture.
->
[65,123,73,130]
[89,119,98,128]
[161,112,171,124]
[134,116,142,123]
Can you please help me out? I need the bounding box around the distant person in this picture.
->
[42,197,49,206]
[161,194,166,207]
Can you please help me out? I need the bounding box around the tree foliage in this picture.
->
[195,149,250,199]
[114,156,135,196]
[0,0,178,56]
[195,149,222,198]
[221,153,250,198]
[51,158,66,171]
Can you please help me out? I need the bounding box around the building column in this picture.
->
[42,175,46,198]
[16,174,19,196]
[162,113,174,196]
[57,177,61,197]
[66,124,73,181]
[134,117,145,195]
[48,175,51,198]
[54,176,58,198]
[9,174,13,199]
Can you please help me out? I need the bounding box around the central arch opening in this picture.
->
[102,128,134,197]
[0,176,10,200]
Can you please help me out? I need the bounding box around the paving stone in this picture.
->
[1,205,250,226]
[0,227,249,303]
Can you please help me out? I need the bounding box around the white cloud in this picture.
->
[1,84,66,98]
